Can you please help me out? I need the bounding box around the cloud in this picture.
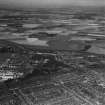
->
[0,0,105,8]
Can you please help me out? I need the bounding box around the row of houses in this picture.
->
[0,71,23,81]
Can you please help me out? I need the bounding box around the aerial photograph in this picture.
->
[0,0,105,105]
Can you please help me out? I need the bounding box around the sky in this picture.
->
[0,0,105,8]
